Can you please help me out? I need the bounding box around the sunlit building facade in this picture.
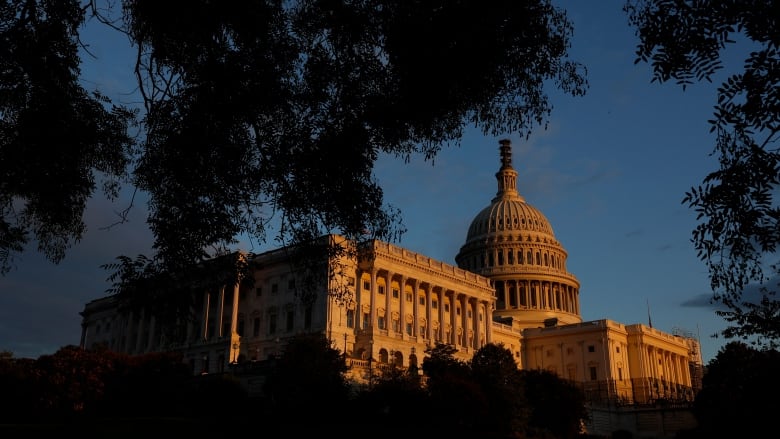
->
[80,140,703,412]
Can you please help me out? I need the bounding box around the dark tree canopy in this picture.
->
[0,0,587,287]
[124,0,588,270]
[625,0,780,347]
[0,0,136,275]
[691,341,779,438]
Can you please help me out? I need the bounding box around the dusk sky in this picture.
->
[0,1,750,363]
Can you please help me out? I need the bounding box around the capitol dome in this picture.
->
[455,139,581,328]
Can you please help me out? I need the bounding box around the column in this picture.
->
[355,268,362,329]
[370,269,378,330]
[449,291,457,344]
[425,285,433,340]
[230,283,240,334]
[413,280,421,338]
[473,298,481,349]
[202,290,211,339]
[483,300,492,344]
[460,294,468,347]
[437,289,445,342]
[385,271,393,331]
[399,275,406,336]
[218,285,226,337]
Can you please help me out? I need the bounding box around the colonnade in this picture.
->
[354,267,493,351]
[495,278,579,314]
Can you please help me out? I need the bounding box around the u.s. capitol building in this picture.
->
[81,139,703,434]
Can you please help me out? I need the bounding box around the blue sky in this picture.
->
[0,1,745,363]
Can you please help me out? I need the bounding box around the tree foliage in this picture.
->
[123,0,587,267]
[1,0,587,290]
[522,369,588,439]
[0,0,136,275]
[263,333,350,421]
[625,0,780,347]
[689,341,780,438]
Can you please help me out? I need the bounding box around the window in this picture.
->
[256,287,262,297]
[546,349,553,357]
[363,281,371,290]
[269,313,277,334]
[392,288,399,298]
[618,367,623,381]
[362,313,370,329]
[589,366,597,381]
[567,347,574,355]
[304,305,312,329]
[238,320,245,336]
[405,322,412,335]
[271,283,278,294]
[347,277,356,287]
[346,310,355,328]
[287,279,295,290]
[239,289,246,301]
[419,296,425,306]
[378,316,386,330]
[588,345,595,353]
[406,292,412,302]
[432,300,438,309]
[457,307,461,316]
[467,310,472,318]
[444,303,449,312]
[286,310,294,331]
[253,318,260,337]
[616,346,620,353]
[378,285,385,295]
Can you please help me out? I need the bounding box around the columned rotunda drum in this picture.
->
[455,139,581,329]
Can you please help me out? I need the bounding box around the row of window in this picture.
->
[198,305,313,339]
[362,281,477,315]
[254,278,296,297]
[464,248,565,271]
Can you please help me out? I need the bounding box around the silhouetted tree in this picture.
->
[422,342,488,433]
[689,341,779,438]
[522,369,589,439]
[263,333,350,425]
[2,2,589,307]
[0,0,136,275]
[470,343,529,436]
[352,365,430,434]
[625,0,780,348]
